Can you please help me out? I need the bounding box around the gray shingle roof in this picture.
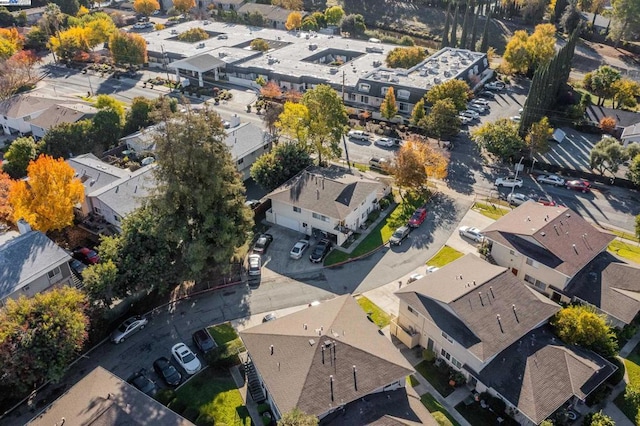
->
[0,94,63,118]
[91,164,157,218]
[67,153,129,196]
[28,366,194,425]
[237,3,298,22]
[224,122,268,160]
[566,252,640,324]
[481,202,615,277]
[586,105,640,128]
[29,104,96,131]
[240,295,414,417]
[0,231,71,300]
[268,167,381,220]
[396,254,561,361]
[475,325,616,425]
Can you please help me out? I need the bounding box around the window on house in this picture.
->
[348,93,356,101]
[398,103,408,112]
[381,86,389,96]
[440,348,451,361]
[361,212,366,219]
[360,95,369,104]
[526,258,539,268]
[48,266,61,280]
[114,215,121,222]
[237,158,244,165]
[408,305,417,316]
[534,280,547,291]
[293,206,301,213]
[312,212,329,222]
[452,357,462,369]
[524,274,535,285]
[441,331,454,344]
[359,83,370,92]
[93,207,102,214]
[263,144,269,150]
[397,89,410,100]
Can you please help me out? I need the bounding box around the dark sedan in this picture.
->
[192,329,217,353]
[128,370,157,396]
[153,357,182,387]
[309,239,332,263]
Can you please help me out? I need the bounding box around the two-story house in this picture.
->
[0,95,66,136]
[393,254,616,425]
[481,201,615,303]
[266,166,388,246]
[0,223,74,305]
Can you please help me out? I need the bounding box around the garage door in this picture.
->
[276,214,301,232]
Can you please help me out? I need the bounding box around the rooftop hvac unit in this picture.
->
[390,76,399,82]
[308,43,317,50]
[197,42,205,48]
[218,52,226,57]
[372,73,380,79]
[329,67,339,74]
[372,60,382,67]
[380,72,389,80]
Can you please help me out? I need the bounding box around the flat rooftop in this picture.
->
[142,21,486,91]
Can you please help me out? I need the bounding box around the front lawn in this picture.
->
[421,393,460,426]
[324,194,426,266]
[208,322,239,345]
[207,323,245,366]
[608,240,640,264]
[414,360,455,397]
[472,201,509,220]
[175,367,250,425]
[614,341,640,423]
[356,296,391,328]
[427,246,464,268]
[455,401,519,426]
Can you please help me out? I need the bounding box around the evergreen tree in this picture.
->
[460,0,471,48]
[410,98,426,126]
[469,0,480,50]
[441,2,452,48]
[380,87,398,120]
[451,1,460,47]
[479,10,492,52]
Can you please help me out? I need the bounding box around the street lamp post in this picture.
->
[510,156,525,200]
[87,75,94,96]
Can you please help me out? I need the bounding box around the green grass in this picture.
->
[455,401,519,426]
[472,201,509,221]
[420,393,460,426]
[407,374,420,387]
[414,361,455,397]
[208,322,239,345]
[609,229,640,243]
[615,341,640,423]
[427,246,464,268]
[175,368,250,425]
[608,240,640,264]
[356,296,391,328]
[324,194,426,266]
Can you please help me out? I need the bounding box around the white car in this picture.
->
[407,273,424,283]
[290,240,309,260]
[426,266,440,274]
[459,226,485,242]
[471,98,490,106]
[510,115,521,122]
[111,316,149,344]
[171,343,201,375]
[458,115,472,125]
[467,103,487,113]
[133,23,146,29]
[461,110,479,119]
[375,137,396,148]
[507,193,530,206]
[536,174,565,186]
[485,81,505,91]
[248,254,261,276]
[347,130,371,141]
[495,177,523,188]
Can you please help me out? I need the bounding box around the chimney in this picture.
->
[554,225,559,235]
[17,219,31,234]
[573,244,578,254]
[478,292,484,306]
[497,314,503,333]
[230,113,240,128]
[304,323,307,330]
[473,280,476,286]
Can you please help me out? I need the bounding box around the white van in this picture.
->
[347,130,371,141]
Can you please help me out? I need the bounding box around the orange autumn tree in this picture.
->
[387,138,449,196]
[0,171,12,225]
[9,155,85,232]
[260,81,282,99]
[599,116,616,134]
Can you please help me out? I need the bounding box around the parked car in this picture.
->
[262,313,277,322]
[459,226,485,242]
[248,254,262,276]
[566,179,591,193]
[375,137,398,148]
[153,357,182,387]
[347,130,371,141]
[510,115,521,122]
[253,233,273,254]
[407,273,424,283]
[485,81,505,91]
[507,193,530,206]
[69,259,87,277]
[536,174,565,186]
[389,225,411,246]
[73,247,100,265]
[171,343,201,375]
[192,329,216,353]
[127,369,157,396]
[458,115,472,125]
[467,103,487,113]
[369,157,388,169]
[426,266,440,274]
[309,239,332,263]
[245,199,261,209]
[471,98,490,106]
[495,177,523,188]
[537,197,557,206]
[290,239,310,260]
[478,91,496,99]
[408,207,427,228]
[111,315,148,344]
[461,110,479,120]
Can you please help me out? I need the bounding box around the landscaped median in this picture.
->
[355,295,391,328]
[323,194,427,266]
[615,341,640,423]
[471,200,510,220]
[426,245,464,268]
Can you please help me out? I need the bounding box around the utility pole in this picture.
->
[510,156,525,200]
[161,44,171,84]
[341,70,351,171]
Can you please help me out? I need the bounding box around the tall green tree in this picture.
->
[40,120,94,159]
[421,99,461,138]
[123,96,154,135]
[608,0,640,44]
[300,85,348,166]
[583,66,622,106]
[472,118,525,161]
[441,2,452,48]
[149,106,254,280]
[426,79,471,112]
[469,0,480,50]
[410,98,426,126]
[2,136,38,179]
[380,87,398,120]
[628,154,640,188]
[95,94,125,123]
[589,136,627,176]
[450,1,460,47]
[92,109,122,150]
[0,287,89,394]
[250,142,312,191]
[82,260,119,307]
[324,5,344,25]
[479,10,492,52]
[340,14,366,36]
[459,0,471,48]
[550,305,618,357]
[525,117,552,157]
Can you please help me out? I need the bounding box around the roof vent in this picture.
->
[309,339,315,346]
[573,244,578,254]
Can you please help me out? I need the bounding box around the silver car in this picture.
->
[536,174,565,186]
[290,240,309,260]
[111,316,149,344]
[507,193,530,206]
[459,226,485,242]
[248,254,261,276]
[389,226,410,246]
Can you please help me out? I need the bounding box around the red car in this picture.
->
[408,207,427,228]
[73,247,100,265]
[537,197,557,206]
[566,179,591,193]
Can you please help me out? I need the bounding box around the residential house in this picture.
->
[67,153,157,231]
[236,3,302,30]
[213,0,245,10]
[12,6,46,25]
[0,223,74,305]
[0,94,68,136]
[239,295,415,423]
[565,252,640,327]
[393,254,616,425]
[28,366,194,425]
[586,105,640,139]
[266,166,388,246]
[621,121,640,147]
[480,201,615,302]
[30,104,97,139]
[119,116,269,180]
